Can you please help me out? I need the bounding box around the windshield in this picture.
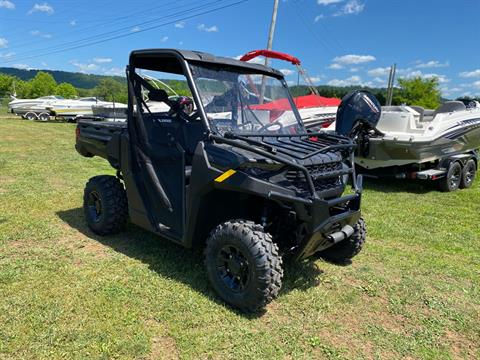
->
[190,64,305,136]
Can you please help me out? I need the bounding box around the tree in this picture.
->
[93,78,127,103]
[55,82,78,98]
[0,73,17,97]
[29,71,58,98]
[393,77,441,109]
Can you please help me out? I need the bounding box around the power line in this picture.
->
[0,0,249,65]
[4,0,225,57]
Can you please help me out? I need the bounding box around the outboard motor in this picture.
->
[335,90,382,138]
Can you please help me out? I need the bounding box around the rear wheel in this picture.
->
[25,112,37,121]
[204,220,283,312]
[438,162,462,192]
[38,112,50,121]
[319,217,366,263]
[83,175,128,235]
[460,159,476,189]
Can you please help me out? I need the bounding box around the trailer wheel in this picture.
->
[318,217,366,263]
[38,113,50,121]
[460,159,476,189]
[438,162,462,192]
[83,175,128,235]
[204,220,283,313]
[25,112,37,121]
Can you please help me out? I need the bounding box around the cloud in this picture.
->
[198,24,218,32]
[367,67,391,77]
[0,0,15,9]
[350,67,360,72]
[30,30,52,39]
[314,14,324,22]
[70,60,99,73]
[0,51,14,59]
[332,54,375,65]
[473,81,480,89]
[459,69,480,78]
[309,76,322,84]
[415,60,449,69]
[279,68,294,76]
[103,67,124,76]
[328,63,343,70]
[317,0,343,5]
[334,0,364,16]
[0,37,8,48]
[28,3,54,15]
[131,26,141,33]
[93,57,112,64]
[70,20,77,26]
[160,36,168,42]
[13,64,31,70]
[400,69,450,83]
[327,75,362,86]
[174,21,185,28]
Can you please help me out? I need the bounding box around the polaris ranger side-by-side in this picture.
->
[75,49,381,312]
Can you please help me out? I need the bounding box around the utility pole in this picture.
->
[260,0,279,103]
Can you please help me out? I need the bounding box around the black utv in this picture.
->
[75,49,380,312]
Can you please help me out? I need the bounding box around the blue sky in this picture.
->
[0,0,479,98]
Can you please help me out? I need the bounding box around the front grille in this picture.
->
[285,162,344,197]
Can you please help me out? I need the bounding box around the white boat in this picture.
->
[8,95,65,114]
[91,102,128,121]
[47,97,111,120]
[344,101,480,170]
[323,91,480,190]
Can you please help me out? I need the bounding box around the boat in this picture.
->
[14,105,52,121]
[47,97,111,120]
[337,100,480,170]
[240,49,340,128]
[8,95,65,114]
[323,91,480,190]
[91,102,128,121]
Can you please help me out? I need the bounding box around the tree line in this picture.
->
[1,70,478,109]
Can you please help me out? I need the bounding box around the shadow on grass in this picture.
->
[363,177,438,194]
[57,207,326,317]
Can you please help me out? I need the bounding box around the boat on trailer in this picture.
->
[325,92,480,191]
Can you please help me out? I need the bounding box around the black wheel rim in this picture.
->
[464,163,475,185]
[87,191,103,223]
[216,245,251,293]
[450,166,461,188]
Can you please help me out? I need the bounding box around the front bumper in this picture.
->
[293,192,362,260]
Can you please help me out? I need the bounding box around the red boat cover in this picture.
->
[251,94,340,111]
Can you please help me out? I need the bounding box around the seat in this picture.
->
[433,101,466,116]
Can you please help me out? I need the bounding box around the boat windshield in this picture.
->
[190,64,306,136]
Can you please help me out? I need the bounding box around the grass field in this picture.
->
[0,116,479,359]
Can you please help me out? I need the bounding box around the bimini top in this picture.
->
[129,48,284,78]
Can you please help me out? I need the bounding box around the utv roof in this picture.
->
[129,48,284,78]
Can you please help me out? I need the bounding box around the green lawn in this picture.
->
[0,117,479,359]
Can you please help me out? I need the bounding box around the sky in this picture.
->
[0,0,479,98]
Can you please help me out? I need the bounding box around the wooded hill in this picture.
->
[0,67,125,89]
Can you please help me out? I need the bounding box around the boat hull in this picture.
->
[357,119,480,169]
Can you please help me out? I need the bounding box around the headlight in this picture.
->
[239,160,284,179]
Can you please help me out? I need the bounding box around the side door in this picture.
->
[128,109,186,241]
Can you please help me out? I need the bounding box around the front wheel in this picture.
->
[204,220,283,313]
[438,162,462,192]
[83,175,128,235]
[318,218,366,263]
[460,159,476,189]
